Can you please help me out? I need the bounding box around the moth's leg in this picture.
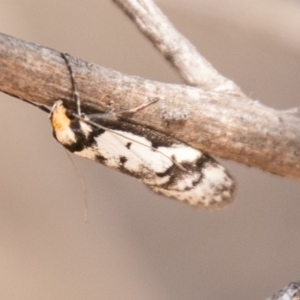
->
[115,97,159,117]
[88,97,159,121]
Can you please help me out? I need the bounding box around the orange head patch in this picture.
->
[50,100,71,131]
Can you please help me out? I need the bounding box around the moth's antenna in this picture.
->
[21,98,51,114]
[61,53,81,116]
[65,150,89,223]
[61,53,89,222]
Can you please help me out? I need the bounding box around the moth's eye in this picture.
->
[66,109,75,119]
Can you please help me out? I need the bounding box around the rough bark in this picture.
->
[0,32,299,180]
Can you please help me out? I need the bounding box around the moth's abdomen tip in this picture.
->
[198,165,236,209]
[197,176,236,210]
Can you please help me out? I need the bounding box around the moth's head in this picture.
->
[50,100,74,131]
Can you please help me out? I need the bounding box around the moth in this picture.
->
[47,54,236,209]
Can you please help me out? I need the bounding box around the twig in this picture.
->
[0,32,300,180]
[112,0,240,92]
[267,279,300,300]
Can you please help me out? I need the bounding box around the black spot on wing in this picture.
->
[95,153,107,163]
[155,153,212,186]
[195,153,213,168]
[151,153,223,193]
[154,161,202,192]
[126,142,132,149]
[192,177,202,187]
[119,156,127,165]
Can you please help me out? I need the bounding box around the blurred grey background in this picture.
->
[0,1,300,299]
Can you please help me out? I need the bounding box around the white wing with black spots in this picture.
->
[50,100,235,209]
